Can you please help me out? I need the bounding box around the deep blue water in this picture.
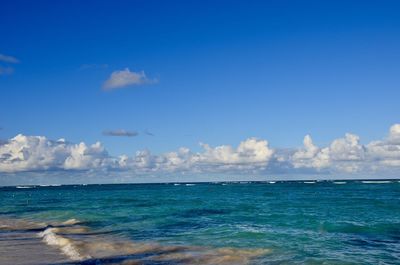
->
[1,180,400,264]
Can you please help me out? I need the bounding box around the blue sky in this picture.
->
[1,1,400,183]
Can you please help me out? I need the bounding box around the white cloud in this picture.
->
[366,124,400,168]
[388,124,400,144]
[63,142,110,170]
[0,53,19,64]
[198,138,274,170]
[0,136,273,174]
[291,126,400,173]
[103,68,156,90]
[115,138,273,174]
[0,135,112,172]
[292,133,366,173]
[1,124,400,176]
[291,135,320,168]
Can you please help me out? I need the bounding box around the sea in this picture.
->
[0,180,399,265]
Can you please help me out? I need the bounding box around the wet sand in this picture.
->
[0,228,68,265]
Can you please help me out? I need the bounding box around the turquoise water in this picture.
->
[1,180,400,264]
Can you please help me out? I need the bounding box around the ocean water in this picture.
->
[1,180,400,265]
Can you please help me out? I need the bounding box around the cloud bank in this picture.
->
[1,124,400,177]
[103,68,156,90]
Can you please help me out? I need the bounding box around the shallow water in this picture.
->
[1,180,400,264]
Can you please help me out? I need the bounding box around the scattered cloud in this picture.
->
[103,129,139,137]
[144,129,154,136]
[1,124,400,176]
[0,53,19,75]
[0,53,19,64]
[79,64,109,70]
[0,66,14,75]
[103,68,157,90]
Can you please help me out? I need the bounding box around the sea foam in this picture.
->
[361,180,392,184]
[38,227,89,261]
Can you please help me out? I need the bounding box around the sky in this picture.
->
[1,0,400,184]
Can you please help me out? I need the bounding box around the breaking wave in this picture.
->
[21,217,271,264]
[38,227,88,261]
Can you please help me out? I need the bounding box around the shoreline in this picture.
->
[0,217,270,265]
[0,218,69,265]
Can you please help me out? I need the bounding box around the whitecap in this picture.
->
[16,186,32,189]
[185,184,196,186]
[303,181,316,184]
[333,181,346,185]
[362,180,391,184]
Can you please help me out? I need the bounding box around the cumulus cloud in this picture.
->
[103,68,156,90]
[366,124,400,168]
[292,133,366,173]
[0,135,273,174]
[198,138,274,170]
[0,53,19,64]
[1,124,400,176]
[103,129,139,137]
[0,135,112,172]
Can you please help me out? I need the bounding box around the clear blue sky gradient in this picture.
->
[1,0,399,156]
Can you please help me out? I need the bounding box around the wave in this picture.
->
[31,217,271,264]
[303,181,316,184]
[38,227,89,261]
[333,181,347,185]
[16,186,33,189]
[185,184,196,186]
[361,180,392,184]
[268,181,276,184]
